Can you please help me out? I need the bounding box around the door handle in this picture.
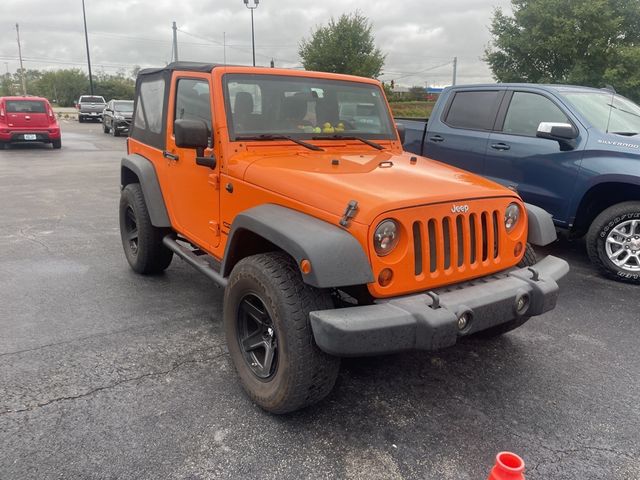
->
[163,151,179,161]
[429,135,444,143]
[491,143,511,151]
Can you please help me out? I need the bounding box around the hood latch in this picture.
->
[340,200,359,227]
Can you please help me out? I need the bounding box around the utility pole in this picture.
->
[4,62,9,75]
[81,0,94,94]
[172,22,179,62]
[452,56,457,86]
[223,31,226,65]
[16,23,27,95]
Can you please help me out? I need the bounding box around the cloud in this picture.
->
[0,0,511,86]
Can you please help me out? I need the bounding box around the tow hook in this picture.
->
[528,267,540,281]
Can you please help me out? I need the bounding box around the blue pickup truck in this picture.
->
[401,84,640,284]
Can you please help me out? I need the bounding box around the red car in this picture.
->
[0,96,61,149]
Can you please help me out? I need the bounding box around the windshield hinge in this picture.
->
[340,200,359,227]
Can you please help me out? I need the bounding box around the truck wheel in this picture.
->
[103,122,109,133]
[119,183,173,274]
[516,243,537,268]
[52,139,61,149]
[224,252,340,414]
[586,201,640,284]
[78,116,84,123]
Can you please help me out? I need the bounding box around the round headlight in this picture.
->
[374,219,399,256]
[505,203,521,232]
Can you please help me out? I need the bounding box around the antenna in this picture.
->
[603,84,616,134]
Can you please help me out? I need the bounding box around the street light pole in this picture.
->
[243,0,259,66]
[82,0,94,95]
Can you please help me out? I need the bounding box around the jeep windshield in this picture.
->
[223,74,396,141]
[561,91,640,135]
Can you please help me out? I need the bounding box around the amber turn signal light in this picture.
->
[378,268,393,286]
[300,259,312,274]
[514,242,523,257]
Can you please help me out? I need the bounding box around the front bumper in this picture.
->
[113,119,131,132]
[310,255,569,356]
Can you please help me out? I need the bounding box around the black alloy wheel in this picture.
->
[237,293,278,379]
[123,205,139,256]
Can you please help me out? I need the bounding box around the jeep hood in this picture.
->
[242,149,516,225]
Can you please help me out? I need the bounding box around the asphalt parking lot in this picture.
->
[1,121,638,479]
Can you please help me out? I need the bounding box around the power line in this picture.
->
[176,28,300,65]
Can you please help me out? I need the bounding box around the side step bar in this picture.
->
[162,235,228,288]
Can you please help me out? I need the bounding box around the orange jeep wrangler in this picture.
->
[120,62,569,413]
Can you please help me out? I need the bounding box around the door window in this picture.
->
[502,92,569,136]
[174,79,212,132]
[444,91,501,130]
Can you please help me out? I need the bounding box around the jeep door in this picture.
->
[484,90,586,226]
[164,74,221,250]
[424,89,504,174]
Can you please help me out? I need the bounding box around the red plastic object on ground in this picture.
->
[487,451,526,480]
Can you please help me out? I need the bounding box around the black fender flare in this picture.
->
[222,204,374,288]
[121,154,171,228]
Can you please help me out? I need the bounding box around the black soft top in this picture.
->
[138,62,219,77]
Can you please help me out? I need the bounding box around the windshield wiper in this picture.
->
[312,134,384,150]
[234,134,324,151]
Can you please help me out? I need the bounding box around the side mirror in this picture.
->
[536,122,578,140]
[175,119,210,157]
[396,123,406,144]
[536,122,578,151]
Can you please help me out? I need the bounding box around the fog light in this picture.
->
[515,294,530,315]
[378,268,393,286]
[514,242,523,257]
[457,312,471,331]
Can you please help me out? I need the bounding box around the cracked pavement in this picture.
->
[1,121,639,479]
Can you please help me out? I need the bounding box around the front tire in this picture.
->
[103,122,109,133]
[586,201,640,284]
[516,243,537,268]
[224,252,340,414]
[119,183,173,274]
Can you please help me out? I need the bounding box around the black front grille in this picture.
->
[413,210,501,275]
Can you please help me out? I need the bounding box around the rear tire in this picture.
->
[224,252,340,414]
[119,183,173,274]
[586,201,640,284]
[52,139,61,149]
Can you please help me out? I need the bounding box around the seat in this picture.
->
[233,92,254,131]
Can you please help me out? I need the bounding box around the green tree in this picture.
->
[485,0,640,101]
[409,86,426,101]
[94,72,135,101]
[299,12,385,78]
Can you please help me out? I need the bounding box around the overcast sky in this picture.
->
[0,0,512,87]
